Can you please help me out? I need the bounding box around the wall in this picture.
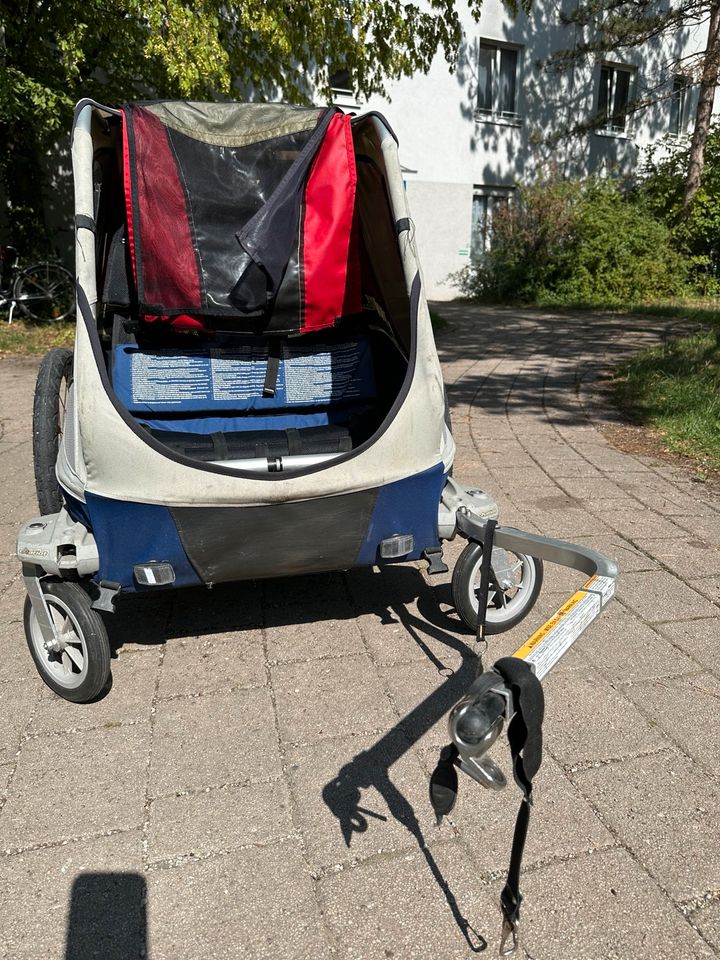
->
[362,0,718,299]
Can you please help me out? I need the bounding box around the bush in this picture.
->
[456,175,693,306]
[639,126,720,295]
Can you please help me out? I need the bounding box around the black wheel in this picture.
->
[452,541,543,635]
[33,347,73,515]
[24,581,111,702]
[13,261,75,322]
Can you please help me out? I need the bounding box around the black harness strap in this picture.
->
[263,341,283,397]
[493,656,545,954]
[474,519,497,672]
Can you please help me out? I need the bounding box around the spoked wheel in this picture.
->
[13,262,75,322]
[452,541,543,635]
[24,581,111,702]
[33,347,73,515]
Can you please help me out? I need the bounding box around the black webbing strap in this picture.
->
[493,656,545,954]
[286,428,301,455]
[75,213,96,234]
[474,519,497,672]
[263,341,283,397]
[395,217,411,235]
[210,432,229,461]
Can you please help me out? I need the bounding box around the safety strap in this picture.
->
[428,654,544,955]
[493,656,545,955]
[474,519,497,672]
[263,341,284,397]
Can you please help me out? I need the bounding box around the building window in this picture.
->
[329,16,354,97]
[597,63,634,133]
[670,75,688,136]
[477,42,521,120]
[471,187,513,257]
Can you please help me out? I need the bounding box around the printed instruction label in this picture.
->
[128,340,367,407]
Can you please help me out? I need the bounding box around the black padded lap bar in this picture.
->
[149,423,354,461]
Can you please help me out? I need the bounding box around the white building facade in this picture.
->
[336,1,719,299]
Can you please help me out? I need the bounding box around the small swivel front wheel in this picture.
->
[452,541,543,635]
[24,581,111,703]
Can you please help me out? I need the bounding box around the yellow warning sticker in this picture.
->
[513,590,586,661]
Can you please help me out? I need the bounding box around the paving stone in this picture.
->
[592,501,688,540]
[521,847,715,959]
[285,730,434,870]
[0,678,40,763]
[265,600,364,663]
[447,754,613,873]
[541,670,669,767]
[159,631,266,698]
[678,513,720,543]
[148,777,293,863]
[621,672,720,768]
[165,580,263,637]
[0,830,145,960]
[29,649,160,734]
[689,575,720,606]
[656,618,720,674]
[633,536,720,580]
[694,900,720,953]
[150,687,281,796]
[104,594,172,652]
[555,476,628,501]
[319,841,498,960]
[263,571,347,608]
[147,840,332,959]
[618,570,720,623]
[576,603,698,681]
[378,657,479,750]
[271,655,396,746]
[572,750,720,903]
[0,724,150,850]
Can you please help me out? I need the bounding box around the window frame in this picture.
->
[669,74,689,137]
[470,185,514,258]
[596,61,636,136]
[475,40,523,124]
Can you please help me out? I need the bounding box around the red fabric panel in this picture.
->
[301,113,362,332]
[127,107,202,310]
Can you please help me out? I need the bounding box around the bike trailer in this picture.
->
[16,99,618,953]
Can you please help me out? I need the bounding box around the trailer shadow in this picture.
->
[320,579,488,953]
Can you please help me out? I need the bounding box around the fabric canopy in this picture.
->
[121,101,361,333]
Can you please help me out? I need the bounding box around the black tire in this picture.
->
[24,581,111,703]
[33,347,73,515]
[13,261,75,322]
[452,540,543,635]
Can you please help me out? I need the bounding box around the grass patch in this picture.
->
[0,317,76,357]
[611,325,720,470]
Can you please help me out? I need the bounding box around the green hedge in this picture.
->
[456,176,693,306]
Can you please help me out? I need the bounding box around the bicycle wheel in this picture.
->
[33,347,73,514]
[13,261,75,322]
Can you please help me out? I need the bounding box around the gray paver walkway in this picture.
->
[1,306,719,959]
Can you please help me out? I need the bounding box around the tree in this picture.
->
[548,0,720,212]
[0,0,481,254]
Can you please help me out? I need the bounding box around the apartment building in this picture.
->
[334,1,718,299]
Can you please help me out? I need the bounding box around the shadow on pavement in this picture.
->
[65,871,147,960]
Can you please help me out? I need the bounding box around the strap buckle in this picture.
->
[499,914,519,956]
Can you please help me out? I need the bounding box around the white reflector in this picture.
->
[380,535,414,559]
[133,562,176,586]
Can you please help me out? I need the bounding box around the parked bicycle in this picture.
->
[0,245,75,323]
